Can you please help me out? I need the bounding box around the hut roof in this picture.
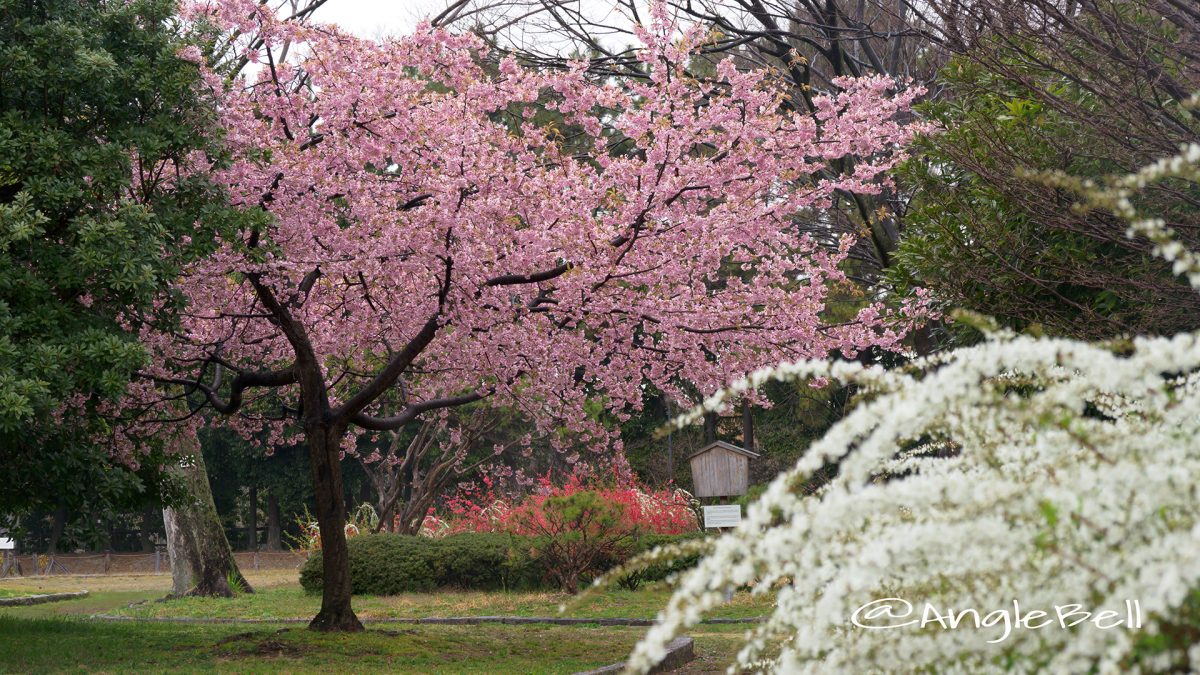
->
[687,440,760,461]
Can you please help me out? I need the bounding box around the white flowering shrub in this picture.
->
[629,138,1200,673]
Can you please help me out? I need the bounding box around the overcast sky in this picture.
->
[305,0,645,50]
[308,0,452,39]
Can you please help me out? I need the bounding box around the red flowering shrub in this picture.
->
[412,470,699,590]
[510,490,635,593]
[430,470,700,537]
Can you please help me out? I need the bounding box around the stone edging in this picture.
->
[89,614,758,627]
[574,636,695,674]
[0,590,90,607]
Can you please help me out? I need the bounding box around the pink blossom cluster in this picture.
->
[126,1,929,459]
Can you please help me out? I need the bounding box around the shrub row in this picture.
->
[611,533,707,591]
[299,531,704,595]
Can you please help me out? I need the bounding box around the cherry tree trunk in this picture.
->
[163,441,252,598]
[306,423,363,632]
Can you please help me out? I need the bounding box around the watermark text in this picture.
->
[851,598,1142,643]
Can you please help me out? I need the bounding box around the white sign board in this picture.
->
[0,538,13,550]
[703,504,742,529]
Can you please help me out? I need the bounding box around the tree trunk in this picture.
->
[140,505,157,552]
[306,423,363,632]
[358,479,371,510]
[246,483,258,551]
[46,506,66,556]
[163,438,253,598]
[703,412,718,444]
[265,494,282,551]
[742,401,754,452]
[376,476,401,533]
[163,507,192,595]
[0,551,21,578]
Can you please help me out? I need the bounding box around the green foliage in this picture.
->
[299,532,704,596]
[514,491,636,594]
[612,533,707,591]
[437,534,545,592]
[890,49,1200,343]
[299,533,546,595]
[1127,587,1200,671]
[0,0,230,515]
[224,570,246,595]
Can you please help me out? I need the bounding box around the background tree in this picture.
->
[163,435,252,597]
[889,0,1200,341]
[358,403,532,535]
[201,427,316,551]
[0,0,244,586]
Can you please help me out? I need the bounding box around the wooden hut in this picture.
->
[688,441,759,498]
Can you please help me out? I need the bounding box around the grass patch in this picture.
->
[0,616,678,674]
[102,584,769,622]
[0,590,158,619]
[0,571,766,673]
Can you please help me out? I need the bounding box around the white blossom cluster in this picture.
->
[627,145,1200,673]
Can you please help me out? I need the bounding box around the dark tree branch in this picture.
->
[142,365,296,415]
[350,391,488,431]
[484,262,571,286]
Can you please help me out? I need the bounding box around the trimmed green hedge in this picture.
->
[299,533,543,595]
[299,532,704,595]
[612,533,707,591]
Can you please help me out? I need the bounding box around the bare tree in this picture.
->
[360,407,526,535]
[898,0,1200,339]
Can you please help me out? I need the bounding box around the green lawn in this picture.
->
[102,584,768,622]
[0,571,762,673]
[0,616,696,674]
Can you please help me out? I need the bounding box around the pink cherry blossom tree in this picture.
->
[128,0,928,631]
